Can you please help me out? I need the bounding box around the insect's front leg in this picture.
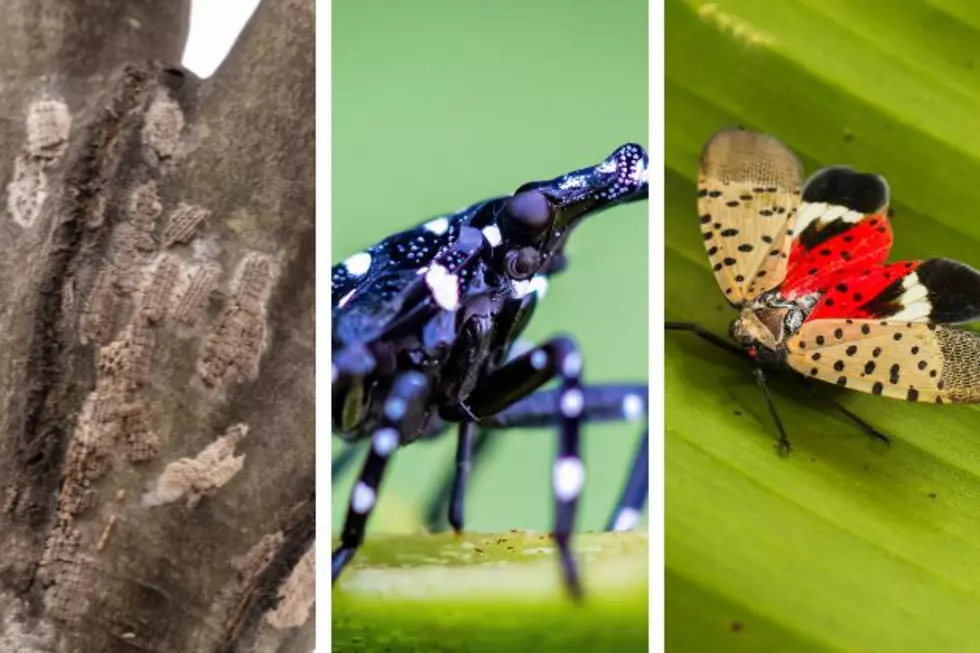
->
[443,335,589,600]
[332,370,430,583]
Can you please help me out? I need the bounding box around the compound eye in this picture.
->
[502,190,552,237]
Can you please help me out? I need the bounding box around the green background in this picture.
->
[667,0,980,651]
[332,0,648,560]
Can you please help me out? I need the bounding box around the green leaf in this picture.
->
[667,1,980,651]
[332,532,649,652]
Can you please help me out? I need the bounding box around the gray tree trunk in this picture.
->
[0,1,315,651]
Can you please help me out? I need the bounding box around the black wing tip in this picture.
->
[917,258,980,324]
[802,166,890,215]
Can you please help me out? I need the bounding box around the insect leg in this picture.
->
[331,371,429,584]
[481,384,648,533]
[456,336,588,600]
[791,377,892,445]
[422,428,496,532]
[424,384,649,534]
[666,321,748,359]
[447,422,477,533]
[753,368,792,456]
[606,429,649,532]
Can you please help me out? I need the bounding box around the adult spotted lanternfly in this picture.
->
[668,128,980,455]
[332,144,650,599]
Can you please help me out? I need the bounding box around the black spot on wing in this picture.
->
[802,166,889,215]
[915,258,980,324]
[796,218,855,251]
[858,276,906,319]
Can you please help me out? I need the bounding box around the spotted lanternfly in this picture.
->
[668,128,980,455]
[332,144,650,599]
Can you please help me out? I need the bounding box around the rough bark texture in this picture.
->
[0,1,315,651]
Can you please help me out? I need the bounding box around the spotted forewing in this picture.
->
[697,128,802,305]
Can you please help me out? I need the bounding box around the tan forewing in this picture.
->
[698,129,803,306]
[785,320,980,403]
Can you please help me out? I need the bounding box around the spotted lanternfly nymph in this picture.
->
[668,128,980,455]
[332,144,650,599]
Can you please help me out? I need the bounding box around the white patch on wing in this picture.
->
[794,201,864,234]
[343,251,372,276]
[425,264,459,310]
[424,216,450,235]
[887,272,934,322]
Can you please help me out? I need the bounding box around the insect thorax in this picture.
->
[730,289,821,359]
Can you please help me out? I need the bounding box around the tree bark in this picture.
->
[0,1,315,651]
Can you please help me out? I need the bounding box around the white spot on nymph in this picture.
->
[561,352,582,378]
[528,275,549,299]
[622,393,645,421]
[633,157,649,185]
[596,159,617,174]
[372,428,399,457]
[482,224,502,247]
[384,397,407,421]
[425,264,459,310]
[344,252,372,276]
[612,507,641,532]
[351,482,376,514]
[512,279,532,298]
[560,388,584,418]
[530,349,548,370]
[553,457,585,502]
[424,216,450,235]
[338,288,356,307]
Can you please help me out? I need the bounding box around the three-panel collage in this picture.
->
[1,0,978,652]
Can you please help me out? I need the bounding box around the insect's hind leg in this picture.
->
[424,384,649,535]
[792,377,892,445]
[332,371,429,584]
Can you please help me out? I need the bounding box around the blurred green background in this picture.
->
[667,1,980,652]
[333,0,648,541]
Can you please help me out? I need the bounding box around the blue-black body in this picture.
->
[331,144,650,599]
